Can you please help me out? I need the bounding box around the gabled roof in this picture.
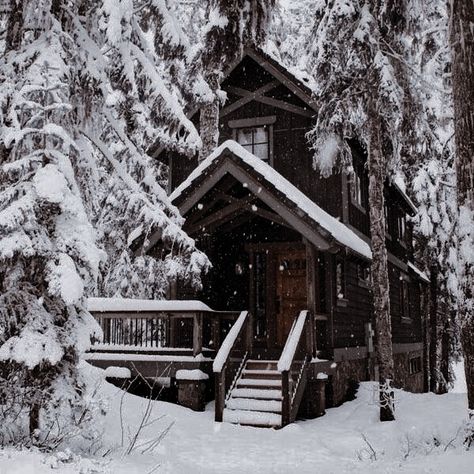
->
[171,140,372,260]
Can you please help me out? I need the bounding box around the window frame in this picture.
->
[350,168,366,212]
[409,356,422,375]
[230,116,275,165]
[400,274,412,323]
[335,257,348,306]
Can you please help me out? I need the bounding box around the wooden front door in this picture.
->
[275,250,307,347]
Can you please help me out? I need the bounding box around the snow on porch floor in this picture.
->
[1,363,472,474]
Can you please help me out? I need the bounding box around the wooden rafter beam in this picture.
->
[186,194,257,234]
[226,85,314,118]
[220,80,280,118]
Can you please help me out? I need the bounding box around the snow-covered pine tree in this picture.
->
[198,0,276,161]
[0,0,210,443]
[306,0,416,421]
[449,0,474,433]
[68,0,210,299]
[403,0,457,394]
[0,1,104,441]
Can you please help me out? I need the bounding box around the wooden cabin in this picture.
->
[88,48,429,428]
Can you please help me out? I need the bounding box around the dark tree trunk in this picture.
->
[450,0,474,415]
[429,265,439,392]
[29,402,40,439]
[199,75,220,162]
[367,101,395,422]
[4,0,24,53]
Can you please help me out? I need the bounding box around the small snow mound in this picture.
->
[176,369,209,381]
[105,366,131,379]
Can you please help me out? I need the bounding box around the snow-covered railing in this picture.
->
[88,298,240,357]
[213,311,253,422]
[278,310,312,426]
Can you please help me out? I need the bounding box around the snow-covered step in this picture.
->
[242,369,281,379]
[245,360,278,371]
[223,409,281,427]
[230,388,282,400]
[236,378,281,388]
[226,398,282,413]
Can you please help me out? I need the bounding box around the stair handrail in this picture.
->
[278,310,311,426]
[278,310,309,372]
[213,310,252,422]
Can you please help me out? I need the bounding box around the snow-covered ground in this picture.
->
[0,363,472,474]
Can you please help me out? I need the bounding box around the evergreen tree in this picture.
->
[403,0,457,394]
[0,0,104,441]
[306,0,415,421]
[198,0,276,161]
[0,0,208,442]
[449,0,474,437]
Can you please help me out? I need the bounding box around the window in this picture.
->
[351,170,363,207]
[236,126,270,161]
[336,259,346,301]
[357,263,371,287]
[397,213,407,241]
[409,356,422,375]
[400,277,411,321]
[384,204,390,236]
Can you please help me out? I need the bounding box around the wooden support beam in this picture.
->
[193,312,203,356]
[305,240,318,357]
[226,85,314,118]
[220,80,280,118]
[186,194,257,234]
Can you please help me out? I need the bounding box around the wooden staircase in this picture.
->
[223,360,282,427]
[214,310,312,429]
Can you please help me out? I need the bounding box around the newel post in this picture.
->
[246,311,253,352]
[215,366,226,422]
[193,312,203,357]
[281,371,290,427]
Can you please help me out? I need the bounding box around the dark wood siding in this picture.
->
[332,256,373,349]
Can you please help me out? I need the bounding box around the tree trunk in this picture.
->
[29,402,40,439]
[450,0,474,416]
[367,102,395,422]
[4,0,24,53]
[429,265,439,392]
[199,74,220,162]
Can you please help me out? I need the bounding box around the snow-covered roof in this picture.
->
[87,297,212,313]
[393,181,418,214]
[171,140,372,260]
[407,262,430,283]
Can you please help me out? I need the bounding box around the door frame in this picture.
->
[245,241,307,351]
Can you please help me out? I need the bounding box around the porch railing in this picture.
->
[213,311,253,422]
[278,310,311,426]
[91,304,240,357]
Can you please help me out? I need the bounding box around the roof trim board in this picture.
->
[170,140,372,260]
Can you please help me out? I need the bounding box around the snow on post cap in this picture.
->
[175,369,209,381]
[87,297,213,313]
[316,372,328,380]
[105,366,131,379]
[170,140,372,260]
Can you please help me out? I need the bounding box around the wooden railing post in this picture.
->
[215,367,226,422]
[281,371,290,427]
[246,311,253,352]
[193,312,203,356]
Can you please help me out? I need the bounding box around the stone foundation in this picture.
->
[328,358,370,407]
[176,370,209,411]
[393,349,424,393]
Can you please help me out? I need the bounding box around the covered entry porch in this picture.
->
[167,141,372,426]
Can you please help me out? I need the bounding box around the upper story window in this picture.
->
[400,276,411,321]
[335,258,346,302]
[351,170,363,206]
[236,126,270,161]
[397,213,407,241]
